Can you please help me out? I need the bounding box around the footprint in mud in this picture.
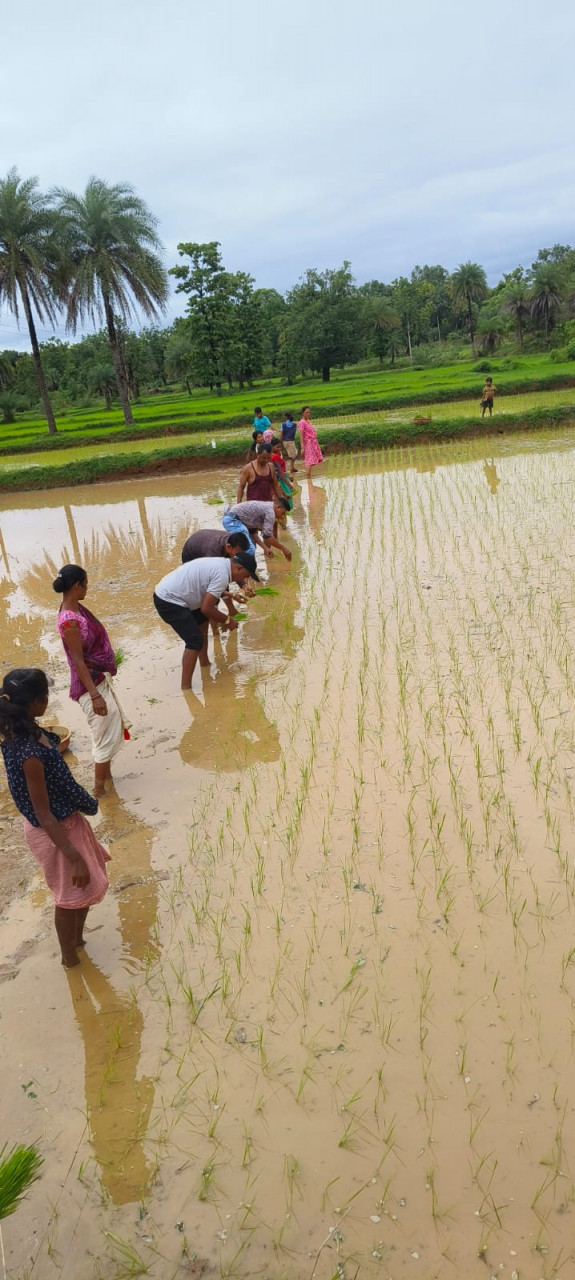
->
[0,935,40,982]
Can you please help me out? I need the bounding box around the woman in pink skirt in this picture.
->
[0,668,110,968]
[298,406,324,478]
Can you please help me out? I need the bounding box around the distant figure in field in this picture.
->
[298,406,324,478]
[480,377,497,418]
[253,407,271,436]
[280,412,299,478]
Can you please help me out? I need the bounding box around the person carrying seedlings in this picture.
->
[224,498,292,561]
[298,406,324,477]
[280,412,299,477]
[181,530,255,613]
[153,553,259,689]
[0,668,110,969]
[480,377,497,418]
[54,564,131,797]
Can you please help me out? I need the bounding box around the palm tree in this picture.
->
[366,300,401,364]
[54,179,168,425]
[0,352,14,388]
[500,282,530,349]
[529,264,563,346]
[450,261,488,356]
[0,168,59,433]
[88,363,116,411]
[477,312,507,355]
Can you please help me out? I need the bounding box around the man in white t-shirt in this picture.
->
[153,553,258,688]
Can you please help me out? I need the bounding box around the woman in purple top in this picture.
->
[54,565,131,796]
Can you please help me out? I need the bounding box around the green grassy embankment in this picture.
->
[1,405,573,493]
[1,353,574,456]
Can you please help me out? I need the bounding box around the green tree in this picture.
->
[287,262,361,382]
[390,276,432,359]
[0,351,15,389]
[165,332,194,392]
[364,297,401,363]
[499,281,530,349]
[170,241,234,393]
[139,326,168,387]
[450,261,488,356]
[226,271,265,388]
[255,288,287,373]
[412,265,453,341]
[477,311,507,354]
[0,168,60,433]
[54,178,168,425]
[88,363,116,410]
[529,263,563,345]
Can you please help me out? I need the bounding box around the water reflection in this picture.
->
[66,955,154,1205]
[180,670,281,770]
[307,479,327,541]
[483,458,501,495]
[66,791,159,1204]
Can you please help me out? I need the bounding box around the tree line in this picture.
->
[1,167,575,434]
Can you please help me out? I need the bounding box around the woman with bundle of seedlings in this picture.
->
[53,564,131,796]
[0,668,110,968]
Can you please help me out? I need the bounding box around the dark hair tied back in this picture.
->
[52,564,86,594]
[0,668,48,740]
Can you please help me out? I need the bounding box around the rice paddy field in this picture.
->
[3,428,575,1278]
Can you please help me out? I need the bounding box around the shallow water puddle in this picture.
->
[2,439,575,1277]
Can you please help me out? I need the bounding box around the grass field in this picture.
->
[1,353,574,454]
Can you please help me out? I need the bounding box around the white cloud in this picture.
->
[2,0,574,347]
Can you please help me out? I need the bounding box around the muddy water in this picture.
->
[3,435,575,1277]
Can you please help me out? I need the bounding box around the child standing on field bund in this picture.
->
[0,668,110,969]
[480,377,497,418]
[297,406,324,478]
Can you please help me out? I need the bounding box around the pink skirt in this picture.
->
[303,438,324,467]
[24,813,110,909]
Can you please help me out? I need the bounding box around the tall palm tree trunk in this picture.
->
[20,280,57,435]
[103,293,134,425]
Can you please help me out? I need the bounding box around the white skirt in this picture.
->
[78,674,131,763]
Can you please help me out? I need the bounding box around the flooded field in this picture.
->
[3,431,575,1279]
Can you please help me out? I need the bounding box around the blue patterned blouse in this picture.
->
[1,730,98,828]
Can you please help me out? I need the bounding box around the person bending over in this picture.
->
[153,553,258,689]
[225,498,292,560]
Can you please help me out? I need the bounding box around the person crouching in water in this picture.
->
[0,668,110,968]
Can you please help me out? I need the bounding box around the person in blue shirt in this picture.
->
[252,407,271,435]
[280,412,299,478]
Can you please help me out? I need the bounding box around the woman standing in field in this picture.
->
[298,407,324,478]
[54,564,130,797]
[0,668,110,968]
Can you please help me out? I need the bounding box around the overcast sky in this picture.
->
[2,0,574,349]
